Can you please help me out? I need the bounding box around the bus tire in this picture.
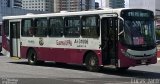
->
[85,52,100,72]
[27,49,38,65]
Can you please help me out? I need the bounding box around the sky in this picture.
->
[95,0,129,8]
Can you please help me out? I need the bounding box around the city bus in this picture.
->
[2,8,157,71]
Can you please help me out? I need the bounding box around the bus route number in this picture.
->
[74,39,88,47]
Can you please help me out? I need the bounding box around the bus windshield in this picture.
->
[124,19,155,46]
[120,9,155,47]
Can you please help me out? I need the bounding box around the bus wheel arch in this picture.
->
[83,51,100,72]
[27,48,44,65]
[27,48,38,65]
[26,47,34,58]
[83,51,93,64]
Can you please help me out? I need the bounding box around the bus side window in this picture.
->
[81,15,100,38]
[22,19,33,37]
[49,17,63,37]
[28,27,35,36]
[35,18,48,37]
[64,16,80,37]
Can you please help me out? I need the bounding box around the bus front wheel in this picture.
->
[85,52,100,72]
[27,49,38,65]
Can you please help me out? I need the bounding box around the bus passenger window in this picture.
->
[64,16,80,37]
[22,19,33,36]
[35,18,48,37]
[28,27,35,36]
[49,18,63,37]
[82,15,100,38]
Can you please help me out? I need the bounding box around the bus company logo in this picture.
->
[39,37,44,46]
[56,40,72,46]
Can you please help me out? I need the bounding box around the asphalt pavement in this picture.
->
[0,54,160,84]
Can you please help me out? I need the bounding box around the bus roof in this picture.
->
[2,8,152,20]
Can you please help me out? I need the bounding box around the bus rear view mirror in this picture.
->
[156,40,160,45]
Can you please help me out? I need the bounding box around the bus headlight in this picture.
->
[121,49,132,58]
[121,49,156,59]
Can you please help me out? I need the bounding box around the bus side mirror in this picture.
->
[156,40,160,45]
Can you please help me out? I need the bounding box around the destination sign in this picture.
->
[127,11,149,17]
[121,10,153,18]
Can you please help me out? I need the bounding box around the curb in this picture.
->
[11,57,20,60]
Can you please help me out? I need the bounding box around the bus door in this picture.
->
[10,21,20,57]
[101,16,118,65]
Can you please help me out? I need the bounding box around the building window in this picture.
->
[64,16,80,37]
[82,15,100,38]
[49,17,63,37]
[35,18,48,37]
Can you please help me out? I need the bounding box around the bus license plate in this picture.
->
[141,60,147,64]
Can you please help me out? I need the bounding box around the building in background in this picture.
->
[22,0,53,12]
[95,2,99,9]
[104,0,125,8]
[0,7,44,22]
[129,0,160,28]
[129,0,160,16]
[0,0,22,8]
[85,0,95,10]
[0,0,10,7]
[79,0,95,11]
[54,0,80,12]
[53,0,95,12]
[0,0,46,22]
[11,0,22,8]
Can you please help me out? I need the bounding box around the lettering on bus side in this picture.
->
[56,40,72,46]
[28,40,35,44]
[74,39,88,47]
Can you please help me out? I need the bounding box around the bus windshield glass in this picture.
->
[121,9,155,46]
[124,20,154,45]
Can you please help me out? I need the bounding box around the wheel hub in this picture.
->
[90,58,96,66]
